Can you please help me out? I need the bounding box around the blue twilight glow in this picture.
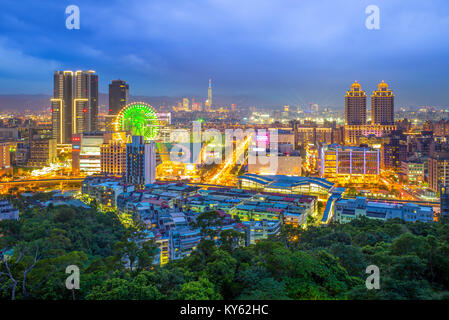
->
[0,0,449,107]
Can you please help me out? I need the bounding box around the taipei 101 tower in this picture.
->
[206,78,212,110]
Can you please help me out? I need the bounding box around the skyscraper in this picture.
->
[76,70,99,133]
[51,71,73,144]
[205,78,212,110]
[126,136,156,188]
[51,70,98,144]
[109,79,129,115]
[345,81,366,125]
[371,81,394,125]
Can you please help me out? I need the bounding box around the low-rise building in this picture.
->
[334,197,433,223]
[80,176,320,265]
[0,200,19,221]
[243,220,281,246]
[82,176,134,208]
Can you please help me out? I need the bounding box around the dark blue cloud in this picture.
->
[0,0,448,107]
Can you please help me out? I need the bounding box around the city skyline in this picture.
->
[0,0,449,108]
[3,0,449,306]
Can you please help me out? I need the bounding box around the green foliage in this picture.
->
[87,272,162,300]
[175,277,222,300]
[2,195,449,300]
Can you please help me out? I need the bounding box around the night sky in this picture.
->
[0,0,448,108]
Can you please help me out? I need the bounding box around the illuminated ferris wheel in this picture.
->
[114,102,160,141]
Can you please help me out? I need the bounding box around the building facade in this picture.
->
[51,70,98,144]
[344,124,397,145]
[320,144,380,184]
[428,152,449,192]
[401,160,425,183]
[382,131,407,171]
[238,173,334,198]
[293,125,343,147]
[432,120,449,137]
[334,197,433,223]
[345,81,366,125]
[0,142,12,175]
[109,79,129,115]
[100,140,127,176]
[371,81,394,125]
[205,78,212,110]
[126,136,156,188]
[72,132,104,175]
[28,138,57,167]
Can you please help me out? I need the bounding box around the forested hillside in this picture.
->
[1,199,449,300]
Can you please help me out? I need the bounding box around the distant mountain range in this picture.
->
[0,94,269,112]
[0,94,53,112]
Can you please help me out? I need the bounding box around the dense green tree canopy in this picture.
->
[2,196,449,300]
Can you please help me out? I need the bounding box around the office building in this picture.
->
[401,160,425,183]
[371,81,394,125]
[126,136,156,188]
[0,127,19,141]
[345,81,366,125]
[14,143,29,167]
[51,70,98,144]
[205,78,212,110]
[0,142,12,175]
[28,138,57,167]
[428,152,449,192]
[72,132,104,175]
[100,137,127,177]
[320,144,380,184]
[412,131,435,157]
[109,79,129,115]
[382,131,407,171]
[76,70,99,134]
